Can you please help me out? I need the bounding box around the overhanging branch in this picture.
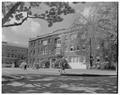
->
[2,16,28,27]
[2,14,47,27]
[2,14,46,27]
[2,2,23,26]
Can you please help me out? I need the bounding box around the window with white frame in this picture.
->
[56,39,61,47]
[42,47,47,55]
[43,40,48,45]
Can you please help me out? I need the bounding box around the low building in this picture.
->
[2,41,28,67]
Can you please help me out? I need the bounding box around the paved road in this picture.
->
[2,74,117,93]
[2,68,118,93]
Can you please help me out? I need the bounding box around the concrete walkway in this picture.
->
[2,68,117,76]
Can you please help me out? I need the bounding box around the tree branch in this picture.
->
[2,14,46,27]
[2,14,28,27]
[2,2,23,26]
[28,15,45,19]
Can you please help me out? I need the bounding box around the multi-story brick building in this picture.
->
[2,41,28,67]
[28,26,90,69]
[28,16,110,69]
[28,29,66,68]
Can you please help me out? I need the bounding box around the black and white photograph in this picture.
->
[2,1,118,93]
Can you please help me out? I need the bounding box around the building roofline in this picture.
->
[29,28,67,41]
[2,41,28,48]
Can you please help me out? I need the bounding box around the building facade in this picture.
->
[28,26,90,69]
[2,42,28,67]
[28,16,111,69]
[28,29,66,68]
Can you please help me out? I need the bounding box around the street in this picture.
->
[2,68,118,93]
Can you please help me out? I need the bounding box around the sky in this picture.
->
[2,2,93,47]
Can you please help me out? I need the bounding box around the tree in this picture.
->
[2,2,75,27]
[74,2,118,69]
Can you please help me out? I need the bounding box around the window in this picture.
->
[55,48,61,54]
[70,57,81,63]
[30,42,33,46]
[42,47,47,55]
[39,48,42,54]
[57,39,61,44]
[33,50,35,55]
[38,40,42,45]
[56,39,61,47]
[44,47,47,55]
[43,40,48,45]
[31,41,36,47]
[64,35,67,40]
[48,38,51,43]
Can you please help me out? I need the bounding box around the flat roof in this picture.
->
[29,28,68,41]
[2,42,28,48]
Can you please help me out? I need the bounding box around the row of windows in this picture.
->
[65,45,86,52]
[62,33,77,41]
[30,32,78,47]
[69,56,86,63]
[7,48,27,53]
[30,39,51,47]
[30,47,52,56]
[7,54,25,58]
[30,37,62,47]
[30,44,86,56]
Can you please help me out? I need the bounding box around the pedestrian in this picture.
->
[21,61,27,70]
[24,64,27,70]
[96,57,100,69]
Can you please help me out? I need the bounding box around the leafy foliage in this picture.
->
[74,2,118,69]
[2,2,75,27]
[55,58,70,69]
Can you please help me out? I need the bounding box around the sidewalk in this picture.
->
[2,68,117,76]
[2,68,60,75]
